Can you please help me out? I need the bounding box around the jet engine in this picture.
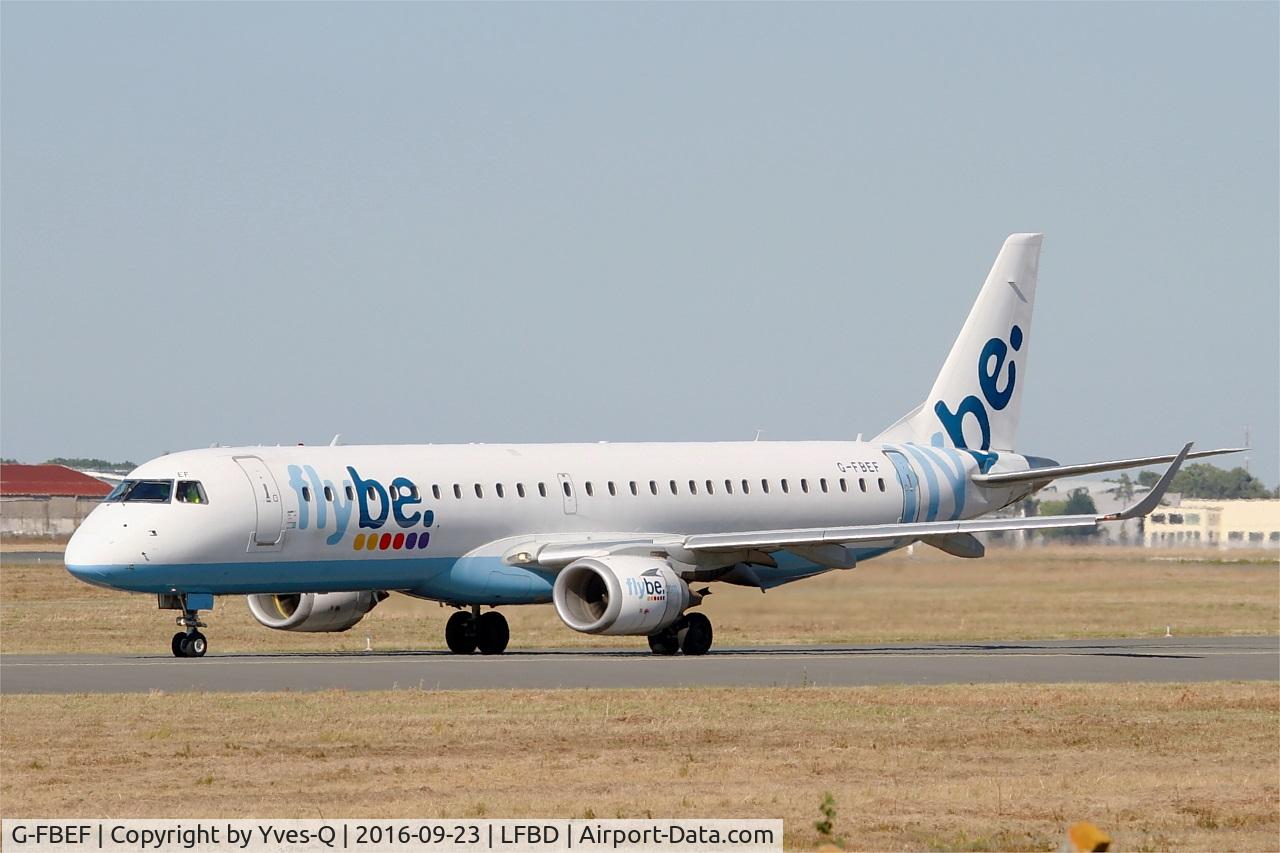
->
[246,591,387,632]
[552,556,691,635]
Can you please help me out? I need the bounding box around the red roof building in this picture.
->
[0,464,113,497]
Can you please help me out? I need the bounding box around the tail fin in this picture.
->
[875,233,1043,457]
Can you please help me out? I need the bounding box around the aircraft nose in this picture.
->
[64,527,116,588]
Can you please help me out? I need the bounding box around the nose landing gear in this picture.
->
[171,628,207,658]
[160,593,211,658]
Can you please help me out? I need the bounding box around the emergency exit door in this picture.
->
[234,456,284,546]
[556,473,578,514]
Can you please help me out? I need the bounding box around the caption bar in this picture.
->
[3,821,783,853]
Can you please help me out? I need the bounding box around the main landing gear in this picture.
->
[648,611,713,656]
[445,606,510,655]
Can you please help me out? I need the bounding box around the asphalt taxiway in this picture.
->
[1,636,1275,694]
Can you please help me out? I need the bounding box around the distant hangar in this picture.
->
[1,463,112,538]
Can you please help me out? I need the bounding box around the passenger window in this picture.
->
[630,481,638,496]
[820,478,828,493]
[323,485,333,502]
[302,486,312,502]
[176,481,208,504]
[761,479,770,494]
[453,484,462,499]
[670,480,678,495]
[538,482,547,497]
[742,479,750,494]
[859,478,867,493]
[608,481,617,497]
[689,480,698,495]
[585,482,594,497]
[839,478,847,493]
[562,481,572,497]
[517,483,526,498]
[475,484,484,498]
[496,483,505,498]
[781,479,790,494]
[706,480,714,495]
[432,485,441,500]
[367,486,377,501]
[725,479,733,495]
[650,480,659,495]
[410,485,420,500]
[878,478,886,492]
[800,478,809,493]
[390,485,399,499]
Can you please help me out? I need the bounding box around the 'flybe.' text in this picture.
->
[286,465,434,551]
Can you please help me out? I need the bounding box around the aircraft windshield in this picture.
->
[104,479,173,503]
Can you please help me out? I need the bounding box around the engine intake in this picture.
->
[246,591,386,632]
[553,556,690,635]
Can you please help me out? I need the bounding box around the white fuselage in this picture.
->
[65,439,1027,604]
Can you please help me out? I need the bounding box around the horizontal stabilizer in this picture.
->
[971,446,1244,487]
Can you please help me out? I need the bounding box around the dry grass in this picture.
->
[1,683,1276,851]
[2,546,1275,655]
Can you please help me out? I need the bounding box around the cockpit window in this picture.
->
[176,481,208,504]
[104,479,173,503]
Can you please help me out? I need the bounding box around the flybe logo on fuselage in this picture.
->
[286,465,433,551]
[932,324,1022,471]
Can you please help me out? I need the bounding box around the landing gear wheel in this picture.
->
[475,611,510,655]
[678,612,713,656]
[648,628,680,656]
[171,632,187,658]
[445,611,478,654]
[186,631,208,658]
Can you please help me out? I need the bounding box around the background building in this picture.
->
[0,463,112,538]
[1145,498,1280,548]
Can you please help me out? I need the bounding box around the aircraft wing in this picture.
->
[682,442,1193,554]
[971,445,1244,487]
[508,443,1196,571]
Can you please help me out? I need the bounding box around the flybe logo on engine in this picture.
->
[625,568,667,602]
[286,465,434,552]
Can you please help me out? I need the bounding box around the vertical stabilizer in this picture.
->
[875,233,1043,457]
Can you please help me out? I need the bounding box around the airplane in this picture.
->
[64,233,1241,658]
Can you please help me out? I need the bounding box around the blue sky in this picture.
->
[3,2,1277,483]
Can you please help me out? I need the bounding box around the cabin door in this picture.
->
[233,456,284,547]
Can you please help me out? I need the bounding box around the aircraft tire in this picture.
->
[187,631,208,658]
[678,612,713,656]
[475,611,509,655]
[171,632,187,657]
[445,611,478,655]
[647,629,679,656]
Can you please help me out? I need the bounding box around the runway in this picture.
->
[1,636,1275,694]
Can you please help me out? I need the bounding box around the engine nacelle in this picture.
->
[553,556,691,635]
[246,591,386,633]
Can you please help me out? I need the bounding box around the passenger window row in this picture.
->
[299,475,889,502]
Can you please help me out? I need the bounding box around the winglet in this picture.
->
[1100,442,1192,521]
